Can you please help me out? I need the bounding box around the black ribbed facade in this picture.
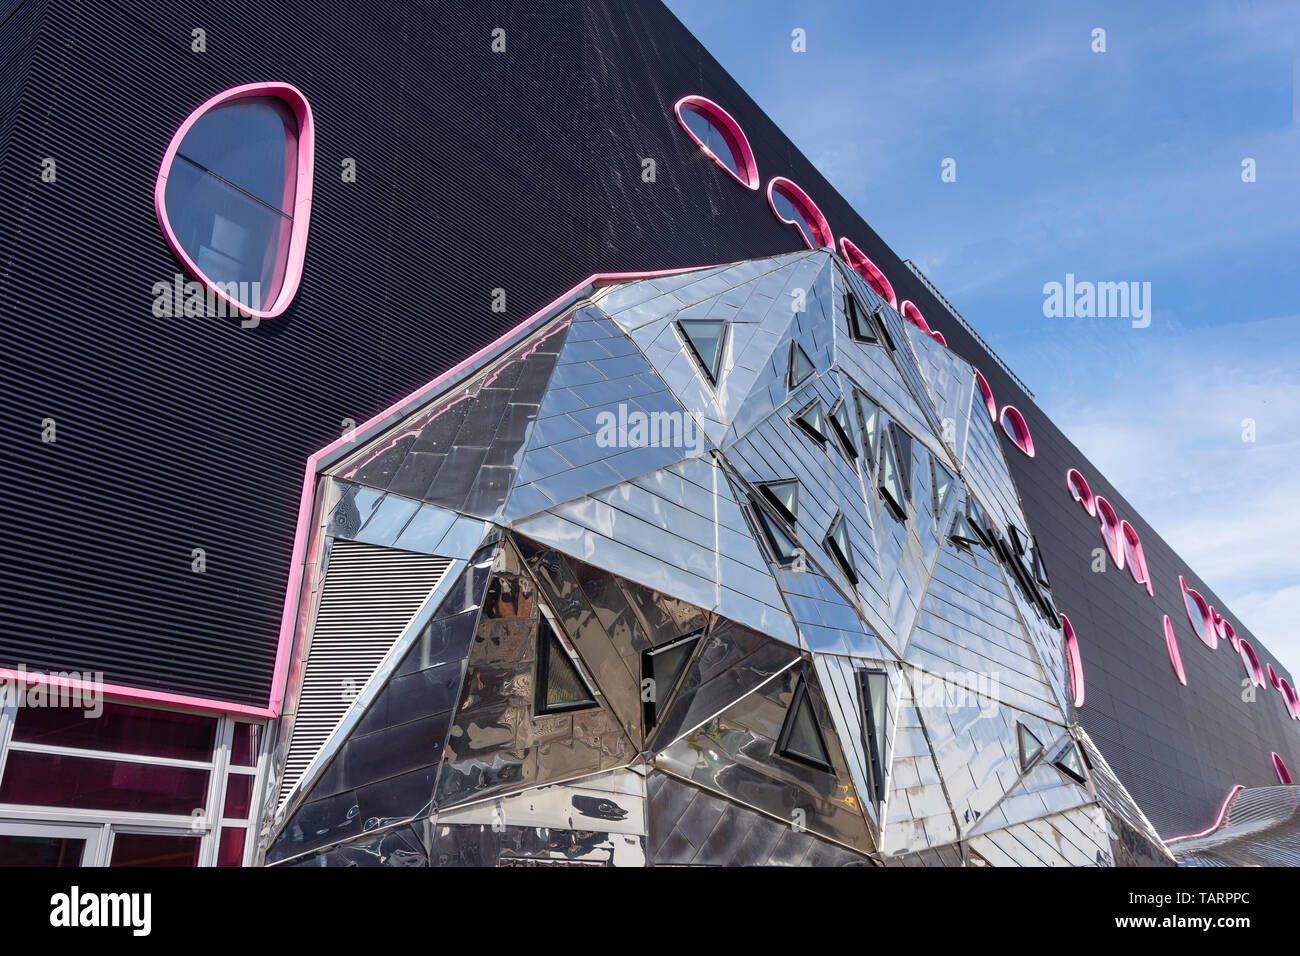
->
[0,0,1292,836]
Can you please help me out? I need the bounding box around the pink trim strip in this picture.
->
[1164,785,1244,843]
[999,404,1035,458]
[1273,752,1292,785]
[1163,614,1187,686]
[766,176,834,249]
[930,330,947,347]
[674,95,760,190]
[1061,613,1085,708]
[155,82,315,320]
[838,237,897,307]
[0,668,274,718]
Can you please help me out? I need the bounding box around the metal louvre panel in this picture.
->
[278,540,451,807]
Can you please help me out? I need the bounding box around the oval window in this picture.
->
[1179,576,1216,650]
[1281,678,1300,720]
[1273,752,1292,784]
[156,82,314,319]
[930,330,947,346]
[1061,613,1085,708]
[838,238,896,307]
[674,95,760,190]
[1239,639,1265,688]
[767,177,833,249]
[1163,615,1187,686]
[1095,496,1125,568]
[1066,468,1096,517]
[999,405,1035,457]
[975,370,997,422]
[1120,520,1154,597]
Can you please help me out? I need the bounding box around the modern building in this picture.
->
[0,0,1294,867]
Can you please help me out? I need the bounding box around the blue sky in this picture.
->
[667,0,1300,669]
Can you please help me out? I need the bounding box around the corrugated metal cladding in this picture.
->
[0,0,1292,834]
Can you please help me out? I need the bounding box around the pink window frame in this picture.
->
[1119,520,1154,597]
[1273,752,1293,784]
[1094,496,1124,569]
[767,176,834,249]
[1066,468,1096,517]
[1163,615,1187,686]
[155,82,315,321]
[1179,576,1217,650]
[838,237,896,307]
[1238,639,1265,688]
[930,330,947,346]
[975,370,997,422]
[1279,677,1300,720]
[1268,662,1282,691]
[1060,613,1085,708]
[999,404,1035,458]
[673,95,760,190]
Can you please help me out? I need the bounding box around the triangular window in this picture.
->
[855,392,880,469]
[641,632,701,729]
[1016,722,1044,770]
[828,399,857,461]
[932,458,956,515]
[857,668,888,803]
[535,616,597,714]
[754,500,801,566]
[793,402,829,444]
[777,678,833,772]
[845,292,877,344]
[678,319,727,385]
[788,341,816,389]
[877,429,907,521]
[824,513,858,585]
[759,480,799,525]
[949,509,983,549]
[889,423,914,491]
[1054,743,1087,785]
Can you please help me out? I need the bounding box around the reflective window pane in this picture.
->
[0,751,208,815]
[217,827,246,867]
[0,834,85,867]
[174,97,297,212]
[223,773,254,819]
[110,832,201,868]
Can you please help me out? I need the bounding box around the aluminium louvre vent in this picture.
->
[277,539,453,808]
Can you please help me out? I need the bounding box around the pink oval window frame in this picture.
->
[1163,615,1187,686]
[155,82,315,320]
[1273,752,1292,784]
[1066,468,1096,517]
[767,177,833,249]
[1120,520,1153,597]
[999,405,1035,458]
[1061,613,1085,708]
[674,95,760,191]
[1180,576,1217,650]
[838,237,896,307]
[1239,639,1265,688]
[899,300,933,335]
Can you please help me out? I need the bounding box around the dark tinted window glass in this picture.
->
[11,703,216,761]
[771,189,820,248]
[110,832,201,868]
[0,751,209,815]
[679,319,726,383]
[680,105,744,178]
[0,835,85,867]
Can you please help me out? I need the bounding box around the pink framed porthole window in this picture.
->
[1066,468,1096,517]
[1269,662,1282,691]
[767,177,833,249]
[1273,753,1292,785]
[1179,576,1217,650]
[930,330,947,346]
[1094,496,1124,569]
[1060,613,1085,708]
[1279,678,1300,720]
[674,95,760,190]
[1163,615,1187,686]
[975,370,997,422]
[1119,520,1154,597]
[1238,639,1265,688]
[999,405,1035,458]
[839,238,896,307]
[156,82,315,320]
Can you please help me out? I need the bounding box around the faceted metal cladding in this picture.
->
[258,251,1174,866]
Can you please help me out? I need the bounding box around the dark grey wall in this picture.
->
[0,0,1292,835]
